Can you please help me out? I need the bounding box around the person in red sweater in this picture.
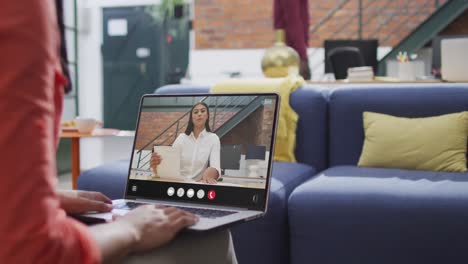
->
[274,0,311,80]
[0,1,236,263]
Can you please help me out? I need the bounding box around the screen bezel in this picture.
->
[124,93,280,211]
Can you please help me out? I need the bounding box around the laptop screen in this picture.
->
[125,93,279,210]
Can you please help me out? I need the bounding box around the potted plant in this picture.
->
[160,0,186,19]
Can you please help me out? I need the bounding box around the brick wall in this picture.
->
[194,0,448,49]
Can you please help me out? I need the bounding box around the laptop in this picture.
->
[441,38,468,82]
[82,93,280,231]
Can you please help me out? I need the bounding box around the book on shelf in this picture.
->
[347,66,374,81]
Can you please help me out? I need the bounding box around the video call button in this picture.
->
[208,190,216,200]
[167,187,175,197]
[177,188,185,197]
[187,189,195,198]
[197,189,205,199]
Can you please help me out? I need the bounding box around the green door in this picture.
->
[103,6,162,130]
[102,6,189,130]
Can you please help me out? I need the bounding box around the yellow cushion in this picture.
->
[211,76,305,162]
[358,111,468,172]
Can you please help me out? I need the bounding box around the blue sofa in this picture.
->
[78,83,468,264]
[288,83,468,264]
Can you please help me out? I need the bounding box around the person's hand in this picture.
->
[196,167,219,184]
[57,190,113,214]
[299,59,311,80]
[115,205,198,253]
[150,152,162,174]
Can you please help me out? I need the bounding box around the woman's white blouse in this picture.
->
[172,129,221,179]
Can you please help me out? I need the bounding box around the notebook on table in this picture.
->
[153,146,181,179]
[441,38,468,82]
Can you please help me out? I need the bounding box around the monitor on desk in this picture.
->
[324,39,378,74]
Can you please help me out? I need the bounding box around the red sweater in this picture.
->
[0,1,100,263]
[274,0,310,60]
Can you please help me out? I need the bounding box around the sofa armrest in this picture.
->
[77,160,129,199]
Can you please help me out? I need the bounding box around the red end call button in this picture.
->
[208,190,216,200]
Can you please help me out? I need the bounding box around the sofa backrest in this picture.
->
[327,83,468,166]
[155,84,329,171]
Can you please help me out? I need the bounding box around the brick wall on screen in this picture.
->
[221,106,274,154]
[194,0,448,49]
[135,107,275,151]
[135,112,189,150]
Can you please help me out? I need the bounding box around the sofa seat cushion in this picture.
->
[232,161,316,264]
[288,165,468,264]
[77,160,129,199]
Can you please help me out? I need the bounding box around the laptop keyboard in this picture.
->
[114,201,236,219]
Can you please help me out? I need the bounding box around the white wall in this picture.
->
[185,47,392,85]
[76,0,162,169]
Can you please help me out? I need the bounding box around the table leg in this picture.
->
[71,138,80,189]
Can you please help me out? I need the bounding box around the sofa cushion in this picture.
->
[328,83,468,166]
[77,160,129,199]
[232,161,315,264]
[358,111,468,172]
[155,84,211,94]
[289,165,468,264]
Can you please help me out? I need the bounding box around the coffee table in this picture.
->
[60,128,125,189]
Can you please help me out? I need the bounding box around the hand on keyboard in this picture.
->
[114,202,236,219]
[113,204,198,252]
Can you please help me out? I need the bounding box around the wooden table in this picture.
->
[60,128,121,189]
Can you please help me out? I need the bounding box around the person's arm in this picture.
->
[172,133,184,150]
[282,0,309,61]
[0,2,197,263]
[0,1,101,263]
[274,0,311,79]
[89,205,197,263]
[57,190,113,214]
[209,135,221,177]
[198,135,221,184]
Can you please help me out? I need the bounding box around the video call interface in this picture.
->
[126,94,278,209]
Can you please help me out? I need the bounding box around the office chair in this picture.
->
[220,145,242,175]
[326,46,365,80]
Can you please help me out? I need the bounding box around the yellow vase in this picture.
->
[261,29,300,78]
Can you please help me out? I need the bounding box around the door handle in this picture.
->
[139,63,147,75]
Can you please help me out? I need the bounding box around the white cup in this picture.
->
[74,117,98,134]
[397,62,416,81]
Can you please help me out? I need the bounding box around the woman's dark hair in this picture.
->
[184,102,212,135]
